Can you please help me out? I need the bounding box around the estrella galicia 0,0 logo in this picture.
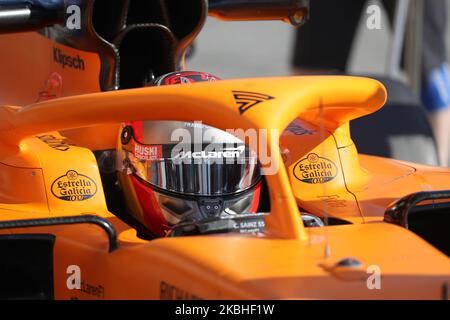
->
[51,170,97,201]
[293,153,338,184]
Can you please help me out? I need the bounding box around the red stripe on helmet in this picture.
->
[129,121,144,143]
[130,174,168,237]
[249,181,261,213]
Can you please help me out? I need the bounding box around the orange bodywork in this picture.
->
[0,33,101,106]
[0,34,449,300]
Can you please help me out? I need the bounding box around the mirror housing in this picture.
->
[0,0,64,34]
[0,0,310,35]
[208,0,310,26]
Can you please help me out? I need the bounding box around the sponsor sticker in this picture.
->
[286,122,315,136]
[293,153,338,184]
[53,47,85,71]
[160,281,203,300]
[36,134,73,151]
[134,144,163,161]
[317,195,347,208]
[51,170,97,201]
[232,91,274,114]
[172,145,245,160]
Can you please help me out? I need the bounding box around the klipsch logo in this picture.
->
[51,170,97,201]
[53,47,85,71]
[232,91,274,114]
[293,153,338,184]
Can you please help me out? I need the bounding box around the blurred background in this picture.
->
[188,0,450,166]
[189,0,450,78]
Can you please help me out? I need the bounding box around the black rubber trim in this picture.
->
[384,190,450,228]
[0,215,118,252]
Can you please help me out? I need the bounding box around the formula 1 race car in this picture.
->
[0,0,448,300]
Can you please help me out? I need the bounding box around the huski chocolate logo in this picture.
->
[51,170,97,201]
[134,144,162,161]
[293,153,338,184]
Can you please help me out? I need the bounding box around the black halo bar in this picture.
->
[0,214,118,252]
[384,190,450,228]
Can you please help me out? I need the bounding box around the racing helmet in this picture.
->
[117,71,262,237]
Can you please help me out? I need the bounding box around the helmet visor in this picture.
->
[122,137,261,196]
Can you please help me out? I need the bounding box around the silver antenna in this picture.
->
[319,98,331,259]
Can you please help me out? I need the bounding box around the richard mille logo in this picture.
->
[232,91,274,114]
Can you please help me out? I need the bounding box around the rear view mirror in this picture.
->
[0,0,64,34]
[0,0,310,35]
[208,0,310,26]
